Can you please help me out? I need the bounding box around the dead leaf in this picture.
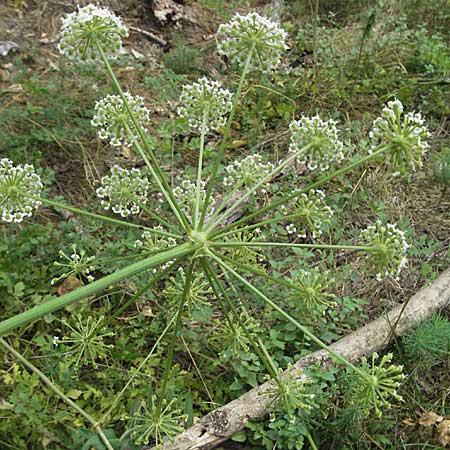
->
[152,0,184,24]
[57,276,81,296]
[402,418,416,426]
[437,420,450,447]
[418,411,444,427]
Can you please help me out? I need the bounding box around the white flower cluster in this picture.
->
[178,77,233,133]
[370,99,431,176]
[134,226,177,252]
[284,189,333,239]
[135,226,177,274]
[223,153,274,193]
[360,221,409,281]
[173,178,213,220]
[216,12,288,73]
[96,165,150,217]
[91,93,150,147]
[51,244,96,285]
[58,4,128,63]
[288,115,345,172]
[289,268,337,316]
[0,158,43,223]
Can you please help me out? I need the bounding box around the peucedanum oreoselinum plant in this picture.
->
[0,4,430,449]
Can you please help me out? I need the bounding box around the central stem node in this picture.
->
[188,229,208,245]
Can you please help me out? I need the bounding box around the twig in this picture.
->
[129,25,167,47]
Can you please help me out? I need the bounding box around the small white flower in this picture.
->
[288,115,345,172]
[370,99,431,176]
[178,77,233,133]
[0,159,43,223]
[360,221,409,281]
[217,12,288,73]
[96,165,150,217]
[134,226,177,252]
[223,153,274,192]
[173,178,214,220]
[287,189,334,239]
[58,4,128,63]
[51,244,96,286]
[91,93,149,147]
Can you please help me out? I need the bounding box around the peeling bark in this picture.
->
[147,268,450,450]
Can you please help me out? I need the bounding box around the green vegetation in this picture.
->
[0,1,448,449]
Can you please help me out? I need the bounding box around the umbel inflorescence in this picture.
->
[58,3,128,63]
[0,4,433,449]
[0,158,43,223]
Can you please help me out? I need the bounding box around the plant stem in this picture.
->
[98,314,177,425]
[210,145,389,239]
[20,192,180,238]
[210,241,376,252]
[108,258,183,322]
[207,250,373,383]
[205,143,313,233]
[124,124,189,232]
[157,261,194,413]
[138,203,179,233]
[0,338,114,450]
[198,48,255,229]
[201,259,280,381]
[0,243,198,336]
[194,112,208,230]
[97,44,190,232]
[307,431,319,450]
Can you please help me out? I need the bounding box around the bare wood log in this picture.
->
[147,268,450,450]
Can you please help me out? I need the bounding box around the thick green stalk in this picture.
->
[194,113,208,230]
[210,241,375,252]
[206,143,313,233]
[210,146,389,239]
[0,338,114,450]
[97,44,190,232]
[0,243,198,336]
[207,250,373,383]
[198,48,255,229]
[157,262,194,412]
[20,192,180,237]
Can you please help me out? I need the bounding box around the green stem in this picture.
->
[206,143,313,233]
[201,259,280,381]
[307,431,319,450]
[0,338,114,450]
[98,314,177,425]
[204,177,247,227]
[108,258,183,323]
[157,261,194,412]
[210,212,306,239]
[124,124,189,232]
[210,145,389,239]
[138,203,179,233]
[211,252,306,293]
[194,113,208,230]
[0,243,198,336]
[198,48,255,229]
[20,192,180,237]
[210,241,376,252]
[207,250,373,383]
[97,44,190,232]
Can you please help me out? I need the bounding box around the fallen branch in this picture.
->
[129,26,167,47]
[146,268,450,450]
